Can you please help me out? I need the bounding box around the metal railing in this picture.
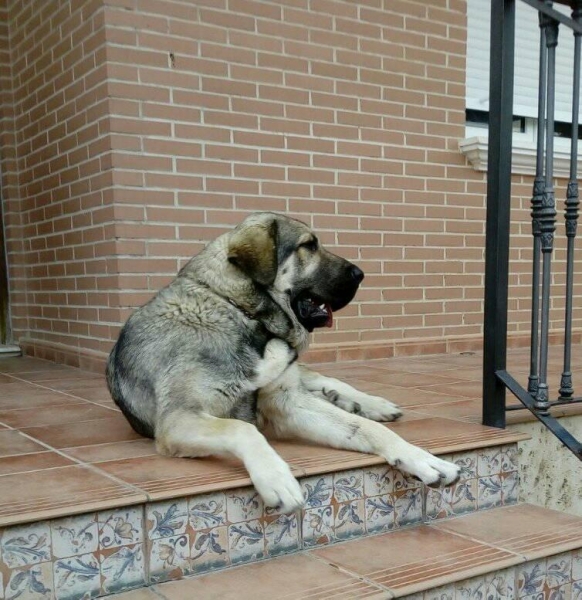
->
[483,0,582,459]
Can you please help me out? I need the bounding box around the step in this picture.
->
[104,503,582,600]
[0,354,532,599]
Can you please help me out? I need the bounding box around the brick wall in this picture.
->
[0,0,580,370]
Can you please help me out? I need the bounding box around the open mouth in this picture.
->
[293,295,333,332]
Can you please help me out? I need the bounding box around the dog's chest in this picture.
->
[228,392,258,425]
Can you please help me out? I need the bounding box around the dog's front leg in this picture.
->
[299,365,402,422]
[156,410,303,512]
[259,365,460,487]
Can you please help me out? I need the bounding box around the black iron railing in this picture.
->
[483,0,582,459]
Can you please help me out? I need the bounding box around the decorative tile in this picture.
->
[501,471,519,505]
[478,475,503,510]
[334,499,365,541]
[51,513,98,558]
[547,553,572,589]
[423,583,454,599]
[5,563,53,600]
[264,513,300,556]
[363,465,395,497]
[394,487,423,527]
[573,580,582,600]
[456,566,516,599]
[393,468,421,492]
[226,488,263,523]
[189,492,227,531]
[147,499,188,540]
[100,544,145,594]
[148,534,190,583]
[1,522,51,568]
[301,474,333,508]
[98,507,143,549]
[190,526,228,574]
[549,584,570,599]
[301,505,334,548]
[53,552,100,600]
[425,479,477,520]
[518,559,546,597]
[333,469,363,503]
[450,451,478,480]
[365,494,395,534]
[478,445,518,477]
[228,519,264,565]
[573,549,582,581]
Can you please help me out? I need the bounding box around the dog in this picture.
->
[107,212,460,512]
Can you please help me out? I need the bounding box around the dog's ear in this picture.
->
[227,218,278,286]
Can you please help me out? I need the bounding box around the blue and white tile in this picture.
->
[363,465,395,497]
[425,479,477,521]
[301,474,333,509]
[549,585,571,600]
[393,468,421,492]
[147,499,188,540]
[191,526,228,574]
[1,522,51,568]
[53,552,100,600]
[573,549,582,582]
[51,513,98,558]
[226,488,263,523]
[517,559,546,597]
[189,492,227,531]
[335,499,364,541]
[228,519,264,565]
[333,469,363,503]
[450,451,478,480]
[100,544,145,594]
[302,505,334,548]
[478,445,517,477]
[478,476,503,510]
[5,563,53,600]
[501,471,519,505]
[457,567,516,599]
[149,534,190,583]
[98,507,143,549]
[547,553,572,589]
[365,494,395,533]
[394,488,423,527]
[264,513,300,557]
[573,580,582,600]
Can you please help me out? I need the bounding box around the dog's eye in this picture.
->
[299,238,318,252]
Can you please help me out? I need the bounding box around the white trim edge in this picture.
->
[459,136,578,178]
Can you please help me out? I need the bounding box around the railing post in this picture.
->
[483,0,515,428]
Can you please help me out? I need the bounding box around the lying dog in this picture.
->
[107,212,459,511]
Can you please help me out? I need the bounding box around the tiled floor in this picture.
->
[0,347,579,527]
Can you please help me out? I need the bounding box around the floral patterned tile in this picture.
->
[100,543,145,595]
[226,488,263,523]
[573,580,582,600]
[148,534,190,583]
[301,474,333,509]
[501,471,519,505]
[98,507,143,550]
[478,444,518,477]
[573,549,582,582]
[146,500,188,540]
[51,513,98,559]
[478,475,503,510]
[53,552,100,600]
[365,494,395,534]
[394,487,424,527]
[301,505,334,548]
[264,513,300,557]
[228,519,264,565]
[189,492,227,531]
[517,558,546,597]
[334,499,365,541]
[0,522,52,568]
[425,479,477,521]
[456,566,516,599]
[190,526,228,575]
[333,470,363,503]
[363,465,395,498]
[547,553,572,589]
[5,562,53,599]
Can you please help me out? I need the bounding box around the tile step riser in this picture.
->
[0,443,520,599]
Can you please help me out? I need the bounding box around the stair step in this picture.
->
[108,504,582,600]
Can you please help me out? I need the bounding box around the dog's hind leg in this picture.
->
[156,409,304,513]
[299,365,402,422]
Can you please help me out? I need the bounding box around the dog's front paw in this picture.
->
[250,460,304,513]
[387,444,460,487]
[323,389,403,422]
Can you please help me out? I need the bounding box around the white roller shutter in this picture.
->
[467,0,578,123]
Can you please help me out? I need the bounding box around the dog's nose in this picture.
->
[350,265,364,283]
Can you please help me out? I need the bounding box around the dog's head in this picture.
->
[227,212,364,332]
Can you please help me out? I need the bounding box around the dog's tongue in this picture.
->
[324,303,333,328]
